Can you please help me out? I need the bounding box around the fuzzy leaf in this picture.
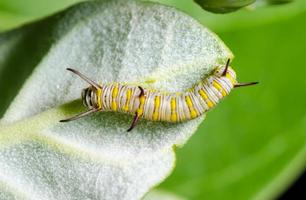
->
[0,0,232,199]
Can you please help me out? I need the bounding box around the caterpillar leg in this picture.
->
[219,59,259,88]
[59,109,99,122]
[127,113,140,132]
[127,86,144,132]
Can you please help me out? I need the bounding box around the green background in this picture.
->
[1,0,306,199]
[159,4,306,199]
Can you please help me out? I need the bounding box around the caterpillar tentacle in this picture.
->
[127,86,145,132]
[60,59,258,131]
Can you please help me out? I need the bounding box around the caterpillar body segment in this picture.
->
[60,60,258,131]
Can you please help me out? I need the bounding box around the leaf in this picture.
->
[159,7,306,200]
[265,0,294,5]
[0,0,83,31]
[144,189,186,200]
[150,0,306,32]
[0,0,232,199]
[193,0,256,13]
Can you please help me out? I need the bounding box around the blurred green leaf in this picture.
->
[150,0,306,32]
[194,0,255,13]
[0,0,83,31]
[159,7,306,200]
[1,0,303,32]
[266,0,294,5]
[0,0,232,199]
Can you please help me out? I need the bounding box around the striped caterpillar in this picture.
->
[60,59,257,131]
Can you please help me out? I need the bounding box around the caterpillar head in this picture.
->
[81,86,99,109]
[214,65,237,79]
[215,59,258,88]
[59,68,102,123]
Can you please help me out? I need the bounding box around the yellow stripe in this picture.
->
[199,89,214,108]
[226,73,237,84]
[111,85,118,111]
[152,96,160,121]
[137,95,146,116]
[97,88,102,109]
[185,95,197,118]
[213,80,227,97]
[123,88,132,112]
[170,97,177,122]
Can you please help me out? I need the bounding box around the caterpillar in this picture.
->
[60,59,258,131]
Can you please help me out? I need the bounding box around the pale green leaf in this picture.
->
[0,0,232,199]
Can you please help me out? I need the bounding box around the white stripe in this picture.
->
[190,90,205,115]
[203,84,219,104]
[181,94,191,120]
[118,85,127,111]
[131,86,139,113]
[194,84,209,111]
[143,91,154,120]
